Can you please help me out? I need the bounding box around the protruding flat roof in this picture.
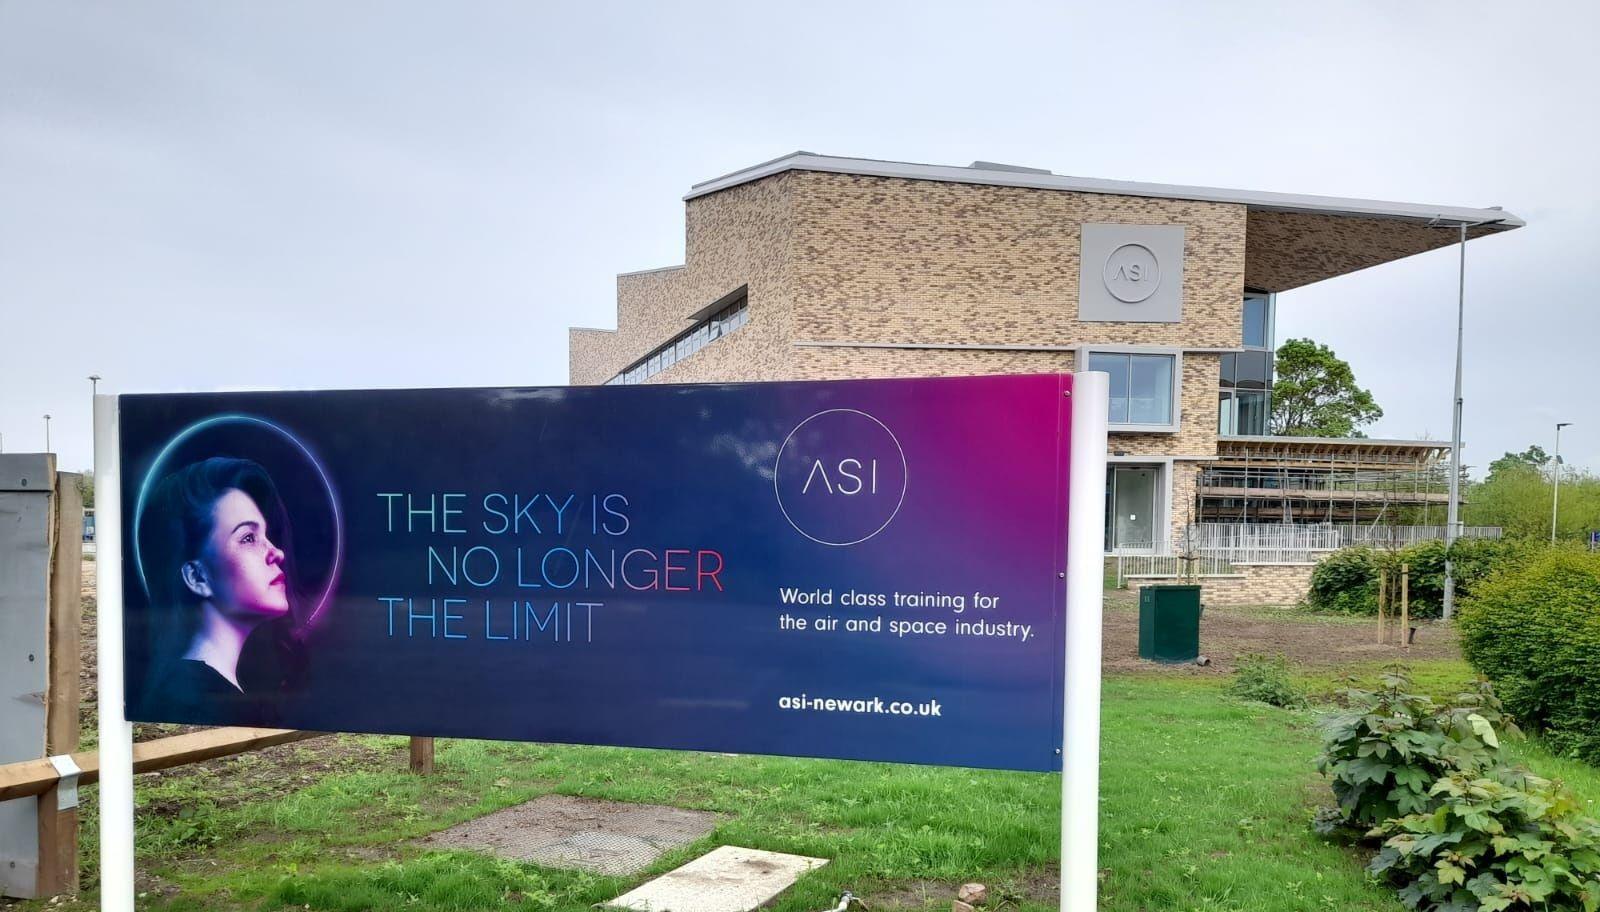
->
[1218,435,1452,464]
[685,152,1523,230]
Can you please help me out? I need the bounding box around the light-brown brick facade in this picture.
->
[569,168,1250,543]
[569,158,1520,550]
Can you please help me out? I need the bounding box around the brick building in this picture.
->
[569,153,1521,555]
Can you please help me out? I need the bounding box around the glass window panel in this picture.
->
[1236,391,1268,436]
[1243,295,1268,348]
[1235,351,1271,389]
[1219,353,1236,387]
[1088,353,1129,423]
[1128,354,1173,424]
[1088,353,1128,397]
[1217,391,1234,435]
[1112,466,1158,551]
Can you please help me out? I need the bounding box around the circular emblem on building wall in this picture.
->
[1102,242,1161,303]
[774,409,908,547]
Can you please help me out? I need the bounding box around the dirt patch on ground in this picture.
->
[862,867,1058,909]
[1101,585,1458,675]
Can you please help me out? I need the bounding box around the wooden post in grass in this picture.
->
[1400,564,1410,653]
[409,737,434,775]
[37,472,83,896]
[1377,568,1388,645]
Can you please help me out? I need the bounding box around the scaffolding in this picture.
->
[1197,436,1459,529]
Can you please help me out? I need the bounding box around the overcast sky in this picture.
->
[3,1,1595,476]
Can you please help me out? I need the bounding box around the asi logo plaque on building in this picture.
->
[1080,223,1184,322]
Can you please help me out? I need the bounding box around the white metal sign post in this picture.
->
[1064,370,1108,912]
[94,395,135,912]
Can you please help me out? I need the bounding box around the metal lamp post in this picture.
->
[43,413,52,453]
[1435,215,1508,621]
[1440,222,1469,620]
[1552,422,1572,542]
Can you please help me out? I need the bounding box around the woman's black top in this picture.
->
[153,659,280,727]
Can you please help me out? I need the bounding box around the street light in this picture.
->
[44,414,52,452]
[1431,215,1510,621]
[89,374,101,396]
[1552,422,1573,542]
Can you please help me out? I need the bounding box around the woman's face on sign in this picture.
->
[200,488,289,618]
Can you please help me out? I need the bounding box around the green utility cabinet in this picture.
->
[1138,584,1202,663]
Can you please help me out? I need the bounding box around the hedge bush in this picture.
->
[1308,546,1381,614]
[1307,539,1539,619]
[1457,547,1600,764]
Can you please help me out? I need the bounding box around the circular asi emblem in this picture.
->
[1102,243,1161,304]
[773,409,908,547]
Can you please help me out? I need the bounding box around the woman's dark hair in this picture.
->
[135,457,300,696]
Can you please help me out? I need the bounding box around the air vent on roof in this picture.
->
[968,161,1052,175]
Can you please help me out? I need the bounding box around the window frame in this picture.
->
[1077,345,1183,434]
[608,290,749,385]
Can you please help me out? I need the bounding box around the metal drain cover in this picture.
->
[418,794,720,875]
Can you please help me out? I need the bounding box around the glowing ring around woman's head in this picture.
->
[132,414,344,627]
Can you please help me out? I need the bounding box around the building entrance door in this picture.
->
[1105,465,1158,552]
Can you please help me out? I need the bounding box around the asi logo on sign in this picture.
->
[774,408,908,546]
[1103,243,1161,303]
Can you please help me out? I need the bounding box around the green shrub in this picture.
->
[1370,771,1600,912]
[1315,671,1512,835]
[1402,538,1544,620]
[1308,547,1380,614]
[1317,672,1600,911]
[1228,653,1308,709]
[1458,547,1600,764]
[1308,539,1540,619]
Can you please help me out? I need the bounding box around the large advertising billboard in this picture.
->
[118,374,1073,771]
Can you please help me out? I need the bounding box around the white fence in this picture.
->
[1115,553,1238,586]
[1181,523,1501,551]
[1114,523,1504,586]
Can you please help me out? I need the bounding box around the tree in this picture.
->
[1268,338,1383,437]
[75,471,94,509]
[1465,462,1600,540]
[1485,446,1549,483]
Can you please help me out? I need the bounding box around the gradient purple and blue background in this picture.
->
[120,374,1074,771]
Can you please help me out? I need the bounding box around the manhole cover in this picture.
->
[418,794,720,875]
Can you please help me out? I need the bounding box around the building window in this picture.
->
[1219,294,1275,434]
[1105,464,1162,552]
[1243,292,1272,349]
[1086,350,1177,429]
[605,291,749,385]
[1218,349,1272,435]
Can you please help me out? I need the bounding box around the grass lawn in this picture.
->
[24,662,1596,912]
[18,596,1600,912]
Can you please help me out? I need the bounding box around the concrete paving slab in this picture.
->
[605,845,828,911]
[417,794,719,876]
